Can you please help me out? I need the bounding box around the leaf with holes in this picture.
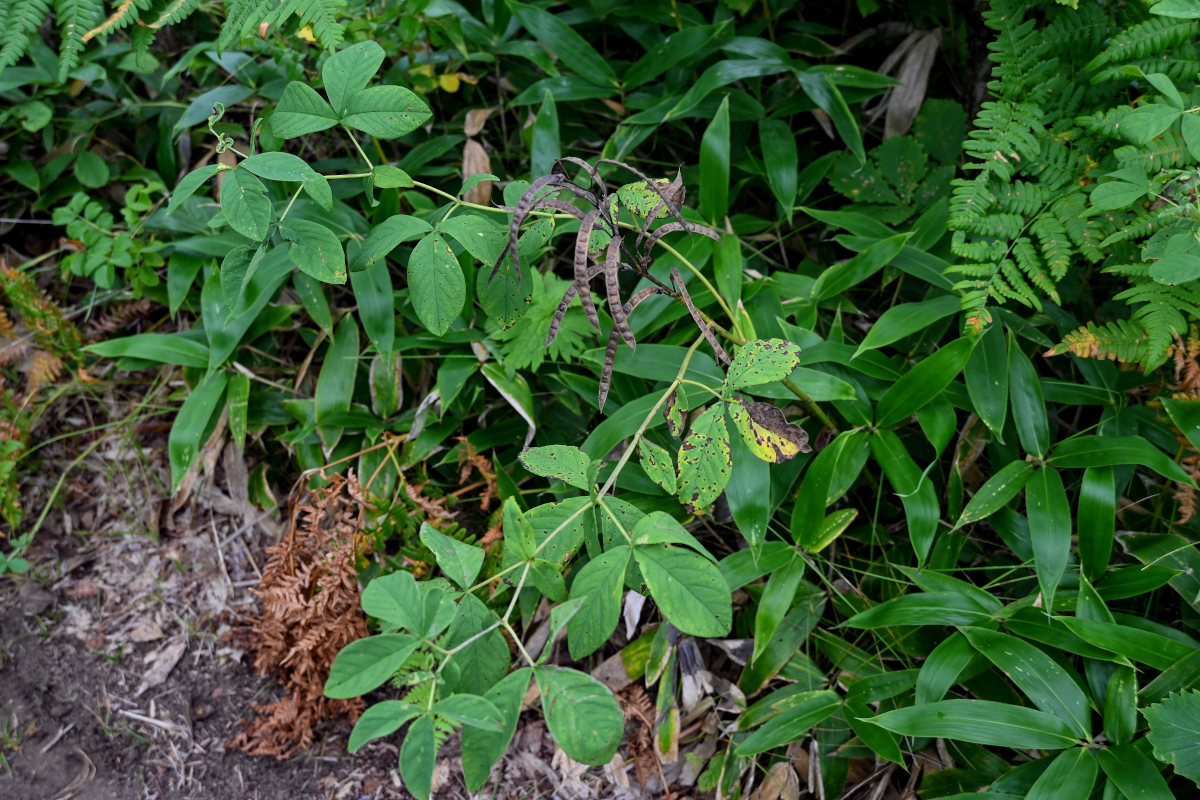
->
[724,339,803,391]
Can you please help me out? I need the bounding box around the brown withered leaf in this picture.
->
[462,138,493,206]
[463,106,498,137]
[727,398,811,463]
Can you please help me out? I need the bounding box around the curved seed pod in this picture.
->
[598,286,662,411]
[603,235,637,349]
[490,173,565,285]
[546,263,604,347]
[643,220,721,262]
[671,266,730,365]
[555,156,606,205]
[574,210,604,333]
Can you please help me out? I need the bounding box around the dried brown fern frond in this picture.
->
[497,159,723,409]
[85,298,153,340]
[231,472,371,757]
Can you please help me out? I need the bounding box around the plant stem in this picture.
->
[345,127,375,170]
[277,185,305,222]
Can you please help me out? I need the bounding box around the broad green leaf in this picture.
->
[638,439,677,494]
[713,232,743,307]
[955,460,1034,528]
[811,233,908,303]
[239,152,321,183]
[725,339,804,390]
[373,164,414,188]
[736,690,841,755]
[1095,743,1176,800]
[324,634,421,698]
[791,429,870,549]
[361,570,421,631]
[631,511,716,562]
[86,333,209,368]
[634,544,731,637]
[1148,252,1200,284]
[869,700,1080,749]
[961,627,1090,738]
[169,371,228,491]
[916,632,977,704]
[1009,339,1049,457]
[623,21,730,89]
[1078,467,1115,581]
[699,94,731,223]
[348,700,421,753]
[741,585,825,695]
[271,82,338,138]
[399,714,437,800]
[1153,0,1200,17]
[420,523,485,589]
[167,165,222,215]
[1026,466,1071,605]
[870,429,939,564]
[1049,436,1193,485]
[1025,748,1098,800]
[752,553,806,663]
[350,214,431,272]
[509,2,618,88]
[725,419,772,552]
[293,271,333,334]
[876,337,973,428]
[409,232,465,336]
[1104,667,1137,746]
[438,213,508,266]
[221,169,272,241]
[341,85,432,138]
[965,320,1008,438]
[519,445,592,491]
[529,558,567,602]
[323,40,385,115]
[1145,689,1200,786]
[797,70,865,162]
[536,666,624,765]
[440,594,508,696]
[1058,617,1194,670]
[432,694,505,731]
[369,352,402,418]
[279,219,346,284]
[315,313,358,429]
[844,592,994,629]
[676,404,732,511]
[350,257,395,353]
[759,117,799,221]
[567,546,630,659]
[854,295,960,357]
[1121,103,1182,145]
[1091,179,1149,211]
[462,669,532,791]
[531,90,560,178]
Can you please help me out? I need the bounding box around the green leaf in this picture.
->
[634,544,731,637]
[536,666,624,765]
[855,295,960,357]
[438,213,508,266]
[676,404,733,511]
[955,460,1034,528]
[373,164,414,188]
[638,439,677,494]
[85,333,209,368]
[1091,180,1149,211]
[735,690,841,755]
[791,429,869,548]
[419,523,484,589]
[239,152,321,183]
[432,694,505,731]
[279,219,346,284]
[759,117,799,221]
[713,232,743,307]
[348,700,421,753]
[324,634,421,698]
[221,169,272,241]
[1049,436,1194,485]
[1153,0,1200,17]
[796,70,865,163]
[409,232,465,336]
[399,714,437,800]
[361,570,421,631]
[518,445,593,491]
[1121,103,1182,145]
[1078,467,1116,581]
[700,94,731,223]
[508,2,618,88]
[167,165,222,216]
[567,546,630,659]
[1095,742,1176,800]
[271,82,338,138]
[350,257,395,353]
[1058,617,1193,669]
[725,419,772,551]
[531,89,560,179]
[1025,748,1098,800]
[844,592,994,628]
[462,669,532,791]
[870,429,939,564]
[169,371,228,491]
[1104,667,1137,746]
[875,337,973,428]
[440,594,509,696]
[965,321,1008,439]
[725,339,804,390]
[323,40,385,116]
[1009,339,1049,457]
[1145,689,1200,787]
[811,233,908,302]
[916,632,977,704]
[752,553,806,663]
[315,313,358,432]
[631,511,717,562]
[227,371,249,451]
[341,85,432,138]
[1027,466,1071,606]
[350,214,431,272]
[961,627,1090,738]
[869,700,1080,749]
[369,352,402,418]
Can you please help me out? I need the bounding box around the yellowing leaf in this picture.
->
[438,73,462,93]
[296,24,317,42]
[726,398,811,463]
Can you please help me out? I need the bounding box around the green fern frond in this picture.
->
[1086,16,1200,73]
[1048,319,1155,364]
[218,0,345,53]
[81,0,152,43]
[57,0,104,80]
[994,180,1052,216]
[146,0,200,28]
[0,0,53,71]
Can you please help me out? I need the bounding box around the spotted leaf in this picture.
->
[676,404,732,512]
[726,398,811,463]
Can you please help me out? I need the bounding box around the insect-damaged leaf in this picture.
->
[677,404,733,512]
[724,339,804,391]
[726,398,811,463]
[638,439,677,494]
[519,445,593,491]
[663,387,685,438]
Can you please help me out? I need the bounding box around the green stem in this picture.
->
[277,185,305,222]
[345,127,375,170]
